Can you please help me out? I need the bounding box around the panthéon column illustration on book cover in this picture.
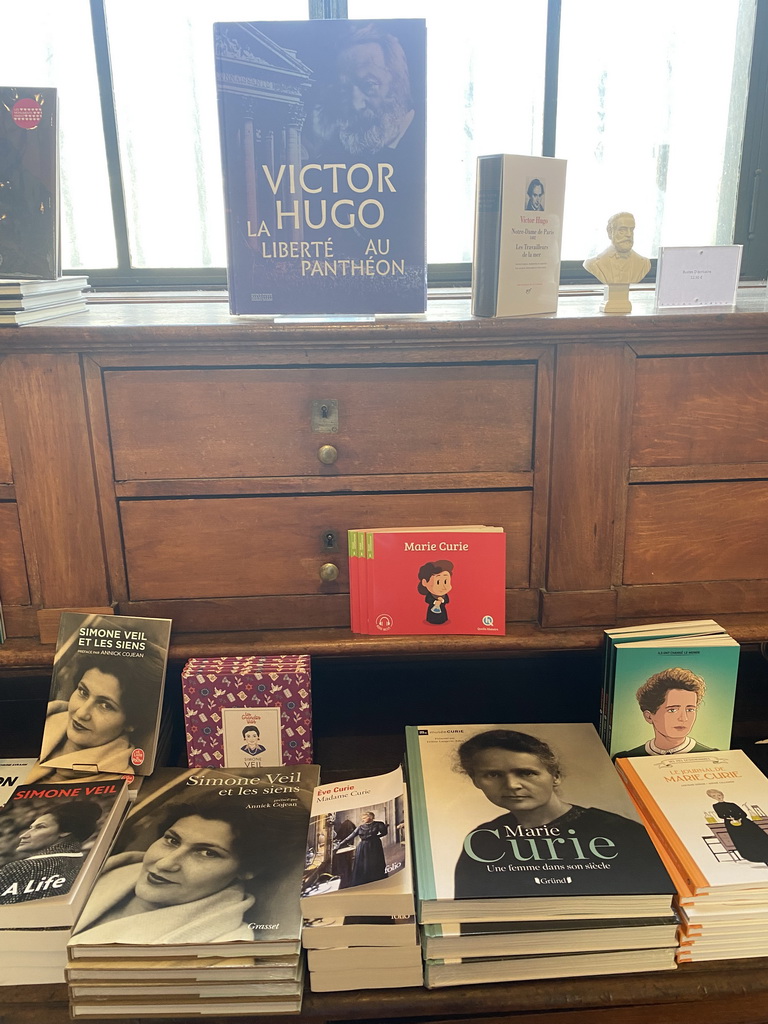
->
[214,19,427,315]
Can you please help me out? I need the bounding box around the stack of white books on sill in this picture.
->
[0,276,89,326]
[300,767,422,993]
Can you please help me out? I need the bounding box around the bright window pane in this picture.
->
[558,0,756,262]
[348,0,548,264]
[104,0,307,268]
[2,0,117,269]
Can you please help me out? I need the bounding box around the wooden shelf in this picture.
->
[7,955,768,1024]
[2,614,766,673]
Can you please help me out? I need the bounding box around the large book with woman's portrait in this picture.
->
[405,723,674,924]
[0,779,131,928]
[616,748,768,902]
[68,765,319,959]
[35,612,172,780]
[300,766,414,920]
[213,19,427,315]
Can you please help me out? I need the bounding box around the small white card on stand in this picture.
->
[656,245,742,307]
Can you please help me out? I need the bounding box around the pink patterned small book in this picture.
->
[181,654,312,768]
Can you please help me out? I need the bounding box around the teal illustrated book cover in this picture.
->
[608,636,740,761]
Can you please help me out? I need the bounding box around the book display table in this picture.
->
[1,288,768,1021]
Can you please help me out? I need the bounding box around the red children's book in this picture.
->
[349,527,505,636]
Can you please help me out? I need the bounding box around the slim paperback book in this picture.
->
[302,913,417,949]
[301,766,414,919]
[182,654,312,768]
[214,19,427,315]
[616,748,768,900]
[0,779,131,928]
[0,758,36,806]
[68,765,319,958]
[471,153,567,317]
[36,612,172,778]
[405,723,674,924]
[349,526,506,636]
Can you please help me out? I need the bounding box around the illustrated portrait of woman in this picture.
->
[612,667,713,760]
[417,560,453,625]
[706,789,768,868]
[240,726,266,757]
[453,728,665,899]
[335,810,389,886]
[34,647,166,781]
[0,799,102,904]
[70,796,264,946]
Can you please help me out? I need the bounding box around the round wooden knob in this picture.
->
[317,444,338,465]
[319,562,340,582]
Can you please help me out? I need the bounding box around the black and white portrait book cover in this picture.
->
[37,613,172,779]
[405,723,673,919]
[68,766,319,956]
[300,766,414,918]
[0,779,131,928]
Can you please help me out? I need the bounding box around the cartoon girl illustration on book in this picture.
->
[706,789,768,867]
[240,726,266,758]
[417,560,453,625]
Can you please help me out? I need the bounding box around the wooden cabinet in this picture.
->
[0,291,767,646]
[1,291,768,1023]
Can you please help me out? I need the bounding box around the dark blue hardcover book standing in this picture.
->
[214,19,427,316]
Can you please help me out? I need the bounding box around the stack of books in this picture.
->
[0,774,132,986]
[65,766,318,1018]
[405,723,678,988]
[601,619,740,760]
[182,653,313,769]
[0,276,90,326]
[348,525,506,636]
[300,767,421,992]
[616,747,768,964]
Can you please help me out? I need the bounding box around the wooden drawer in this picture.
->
[120,490,532,602]
[624,480,768,584]
[104,365,536,482]
[0,502,31,604]
[631,354,768,467]
[0,400,11,483]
